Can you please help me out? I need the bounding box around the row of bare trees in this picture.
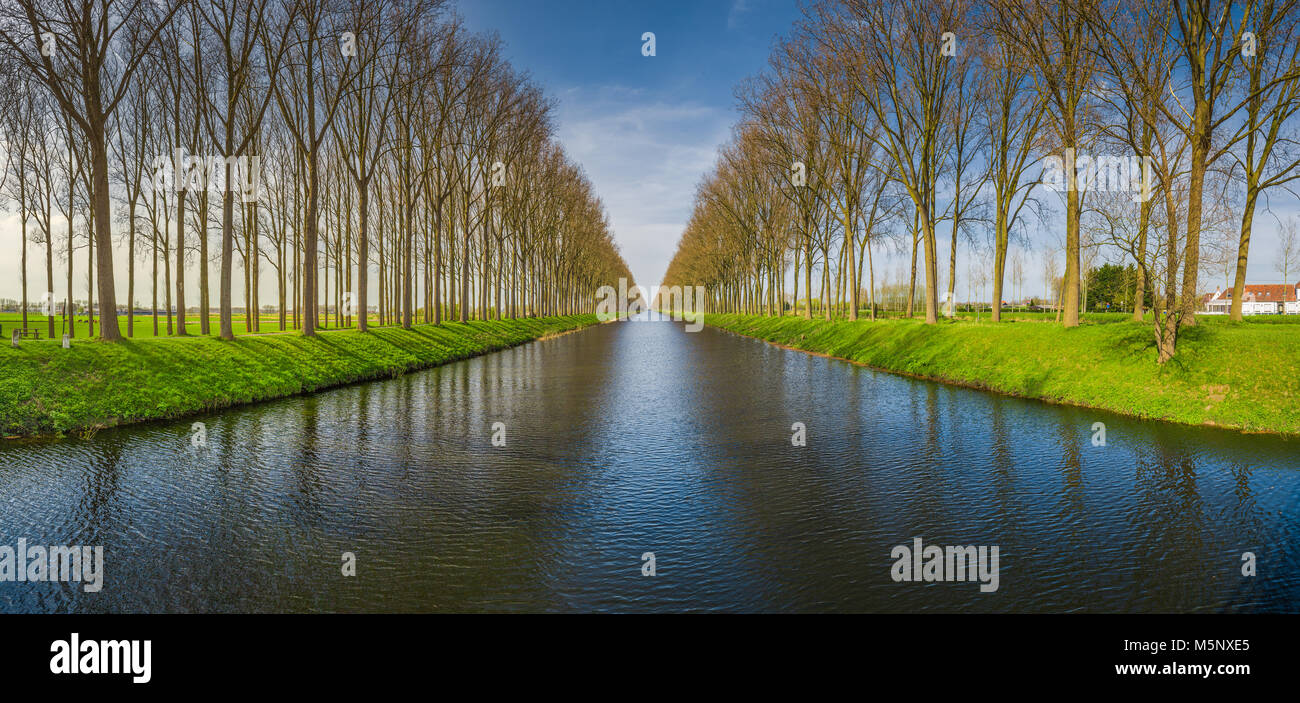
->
[0,0,632,342]
[660,0,1300,363]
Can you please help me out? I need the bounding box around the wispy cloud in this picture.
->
[727,0,752,30]
[554,85,732,285]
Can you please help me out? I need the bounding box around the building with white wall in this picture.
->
[1202,284,1300,314]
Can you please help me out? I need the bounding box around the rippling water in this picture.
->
[1,316,1297,612]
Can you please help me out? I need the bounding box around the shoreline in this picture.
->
[703,313,1300,438]
[0,315,600,440]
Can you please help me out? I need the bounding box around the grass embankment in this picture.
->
[706,313,1300,436]
[0,315,598,438]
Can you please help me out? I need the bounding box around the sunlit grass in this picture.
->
[0,315,598,437]
[707,312,1300,436]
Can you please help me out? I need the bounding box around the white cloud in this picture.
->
[727,0,753,31]
[552,85,733,285]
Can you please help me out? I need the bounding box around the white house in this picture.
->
[1204,288,1230,314]
[1202,284,1300,314]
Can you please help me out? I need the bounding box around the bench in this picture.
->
[8,327,42,346]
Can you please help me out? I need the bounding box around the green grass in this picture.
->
[0,315,599,437]
[705,312,1300,436]
[783,308,1300,324]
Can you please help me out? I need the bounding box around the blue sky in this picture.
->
[459,0,804,287]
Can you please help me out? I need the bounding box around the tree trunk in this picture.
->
[1229,191,1257,322]
[304,145,320,337]
[220,170,235,340]
[920,208,939,325]
[358,180,371,331]
[127,202,135,337]
[1062,170,1081,327]
[176,189,188,336]
[46,221,55,338]
[907,217,918,319]
[992,211,1008,323]
[199,191,210,336]
[89,122,121,340]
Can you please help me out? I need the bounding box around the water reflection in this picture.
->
[0,316,1297,612]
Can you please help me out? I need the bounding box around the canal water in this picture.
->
[1,316,1296,612]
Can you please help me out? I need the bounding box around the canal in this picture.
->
[1,316,1297,612]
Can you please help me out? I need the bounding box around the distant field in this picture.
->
[6,308,1296,340]
[0,312,376,340]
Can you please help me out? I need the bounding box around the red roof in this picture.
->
[1209,284,1300,303]
[1244,284,1299,303]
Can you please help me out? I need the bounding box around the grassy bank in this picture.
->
[0,315,598,438]
[705,313,1300,436]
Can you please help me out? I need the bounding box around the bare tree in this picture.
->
[1226,1,1300,319]
[833,0,970,324]
[980,8,1046,322]
[196,0,291,339]
[269,0,368,337]
[995,0,1101,327]
[0,0,183,340]
[1277,216,1299,286]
